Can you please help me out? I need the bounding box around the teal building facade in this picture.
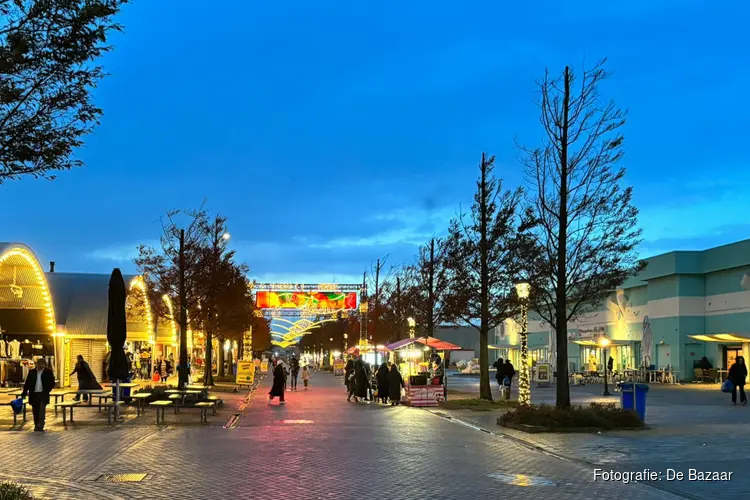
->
[492,239,750,382]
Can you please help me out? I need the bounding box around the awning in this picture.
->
[385,337,463,352]
[689,334,750,343]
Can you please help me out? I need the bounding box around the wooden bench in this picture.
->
[130,393,151,416]
[55,401,80,424]
[192,402,213,424]
[101,401,125,425]
[1,399,27,425]
[150,400,173,424]
[168,393,184,413]
[94,393,113,412]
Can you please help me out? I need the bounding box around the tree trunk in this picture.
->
[555,67,572,409]
[396,277,403,340]
[373,258,380,342]
[217,337,225,377]
[479,154,492,401]
[427,238,435,338]
[178,229,189,389]
[203,327,215,386]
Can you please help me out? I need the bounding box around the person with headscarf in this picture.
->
[376,362,390,404]
[354,355,369,402]
[494,357,506,390]
[70,354,102,402]
[387,364,405,406]
[268,359,287,405]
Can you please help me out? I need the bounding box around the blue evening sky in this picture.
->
[1,0,748,284]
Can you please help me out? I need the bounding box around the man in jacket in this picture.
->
[22,357,55,431]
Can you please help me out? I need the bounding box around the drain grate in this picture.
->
[96,473,148,483]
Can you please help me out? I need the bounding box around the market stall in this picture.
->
[385,337,462,407]
[345,340,390,367]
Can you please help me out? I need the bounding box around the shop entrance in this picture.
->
[725,346,743,370]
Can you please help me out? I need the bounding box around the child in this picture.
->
[302,365,312,390]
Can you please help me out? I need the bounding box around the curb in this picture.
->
[424,409,698,500]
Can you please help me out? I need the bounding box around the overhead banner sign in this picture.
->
[236,360,255,386]
[252,283,363,292]
[256,291,357,310]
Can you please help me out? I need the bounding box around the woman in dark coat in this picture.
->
[354,356,369,399]
[268,361,286,405]
[376,362,390,404]
[728,356,748,405]
[70,355,102,402]
[387,364,405,406]
[494,357,505,389]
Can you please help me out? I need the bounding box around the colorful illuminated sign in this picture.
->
[256,291,357,310]
[252,283,362,292]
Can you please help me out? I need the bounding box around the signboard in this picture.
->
[252,283,363,292]
[254,358,261,368]
[260,359,269,373]
[236,360,255,386]
[63,338,71,387]
[536,363,552,387]
[256,291,357,311]
[577,326,606,340]
[333,358,345,375]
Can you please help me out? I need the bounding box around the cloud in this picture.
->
[86,241,158,263]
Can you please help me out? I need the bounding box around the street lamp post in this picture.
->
[515,282,531,406]
[407,317,416,339]
[599,336,612,396]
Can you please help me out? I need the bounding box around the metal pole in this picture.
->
[603,346,611,396]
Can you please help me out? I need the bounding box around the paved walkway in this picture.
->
[0,373,679,499]
[442,376,750,498]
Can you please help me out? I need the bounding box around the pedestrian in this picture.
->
[268,360,286,405]
[344,358,354,392]
[347,365,358,402]
[365,362,374,401]
[376,362,390,404]
[387,363,405,406]
[354,355,369,402]
[21,357,55,431]
[432,355,445,385]
[728,356,748,405]
[302,365,312,390]
[494,357,506,391]
[158,357,168,384]
[70,354,102,402]
[504,359,516,386]
[290,356,300,391]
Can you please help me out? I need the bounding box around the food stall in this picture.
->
[385,337,462,407]
[345,340,390,367]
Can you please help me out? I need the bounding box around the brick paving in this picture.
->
[441,376,750,498]
[0,373,682,499]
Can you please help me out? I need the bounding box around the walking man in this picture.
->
[22,358,55,431]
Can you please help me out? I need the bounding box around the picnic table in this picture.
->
[130,393,151,416]
[185,384,208,391]
[1,397,27,425]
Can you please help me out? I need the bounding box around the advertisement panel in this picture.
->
[333,358,345,375]
[236,360,255,386]
[256,291,357,310]
[536,363,552,387]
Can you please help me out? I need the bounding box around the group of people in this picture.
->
[493,357,516,392]
[345,356,406,406]
[268,356,313,404]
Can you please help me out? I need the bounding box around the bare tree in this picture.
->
[403,238,450,338]
[518,60,643,409]
[365,256,397,344]
[443,153,530,401]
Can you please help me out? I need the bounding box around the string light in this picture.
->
[516,282,531,406]
[129,276,154,344]
[0,247,56,333]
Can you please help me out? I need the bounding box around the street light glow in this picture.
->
[407,317,415,327]
[598,336,611,347]
[515,282,531,299]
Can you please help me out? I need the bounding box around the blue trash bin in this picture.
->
[620,382,649,421]
[111,376,133,399]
